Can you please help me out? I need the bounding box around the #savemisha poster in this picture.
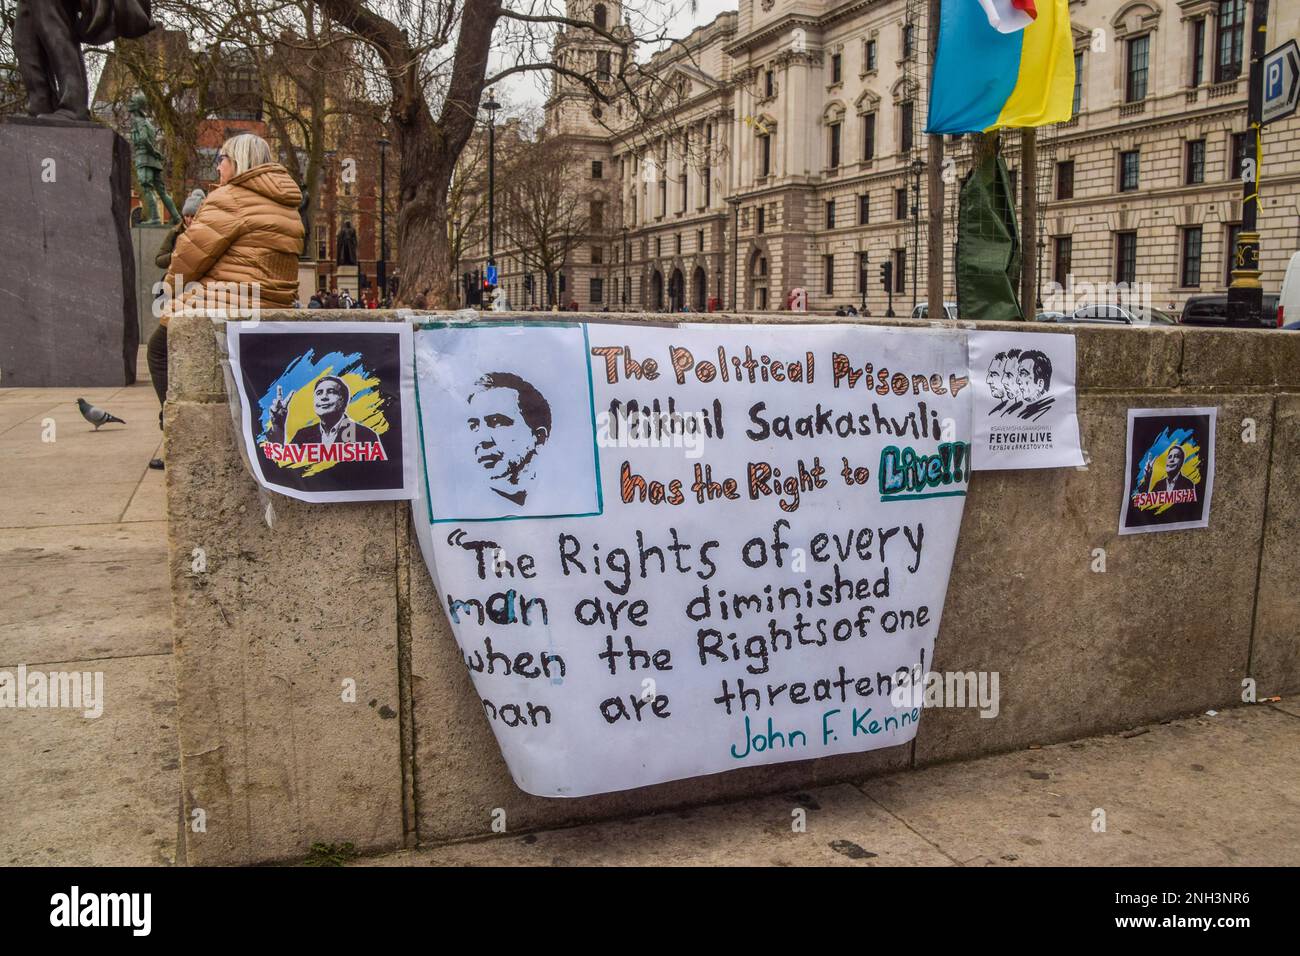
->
[1119,406,1216,535]
[413,322,973,797]
[227,321,417,503]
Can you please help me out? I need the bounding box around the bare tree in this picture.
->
[499,136,587,308]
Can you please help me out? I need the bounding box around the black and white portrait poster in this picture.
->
[413,321,973,797]
[1119,406,1216,535]
[227,321,417,502]
[967,330,1085,470]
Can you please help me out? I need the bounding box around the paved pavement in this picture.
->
[0,354,180,866]
[362,703,1300,867]
[2,355,1297,867]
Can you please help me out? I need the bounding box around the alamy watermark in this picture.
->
[890,669,1000,718]
[0,665,104,718]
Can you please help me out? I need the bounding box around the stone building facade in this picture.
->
[465,0,1300,316]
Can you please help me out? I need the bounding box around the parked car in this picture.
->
[1179,293,1279,328]
[1279,251,1300,328]
[1064,304,1178,325]
[910,302,959,320]
[1035,311,1067,322]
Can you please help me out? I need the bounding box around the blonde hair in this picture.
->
[221,133,274,177]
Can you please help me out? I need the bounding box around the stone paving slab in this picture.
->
[0,653,179,866]
[357,705,1299,867]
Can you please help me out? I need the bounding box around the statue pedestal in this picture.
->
[132,223,169,343]
[336,264,360,300]
[298,260,318,304]
[0,117,138,387]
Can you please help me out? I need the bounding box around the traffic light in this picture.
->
[879,260,893,291]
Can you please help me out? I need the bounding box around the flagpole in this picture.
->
[927,0,945,320]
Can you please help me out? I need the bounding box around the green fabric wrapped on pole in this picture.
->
[957,152,1022,321]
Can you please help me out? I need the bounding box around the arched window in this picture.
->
[594,3,608,30]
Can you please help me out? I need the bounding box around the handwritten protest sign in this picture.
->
[413,322,972,796]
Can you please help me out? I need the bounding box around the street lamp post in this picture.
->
[483,88,500,301]
[727,197,740,310]
[1227,0,1270,326]
[377,137,389,302]
[910,158,923,313]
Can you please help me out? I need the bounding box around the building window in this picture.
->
[862,112,876,161]
[859,194,870,225]
[759,134,772,177]
[1216,0,1245,83]
[764,69,774,98]
[893,248,906,293]
[1115,231,1138,285]
[831,53,842,85]
[895,187,908,220]
[679,175,688,212]
[756,206,765,235]
[1119,150,1140,192]
[1126,34,1150,102]
[591,160,603,179]
[315,224,328,260]
[758,256,768,276]
[865,39,878,71]
[596,52,611,81]
[593,3,607,30]
[697,229,705,250]
[1225,223,1242,284]
[825,199,836,229]
[657,180,666,216]
[900,101,914,153]
[1186,139,1206,184]
[1056,160,1074,200]
[1072,51,1083,115]
[903,23,914,59]
[590,277,604,303]
[1181,227,1203,287]
[858,252,869,294]
[1230,131,1248,180]
[590,200,605,229]
[654,236,661,258]
[828,121,841,168]
[1190,17,1206,86]
[591,245,603,265]
[703,167,711,206]
[824,254,835,294]
[675,233,682,254]
[1053,236,1072,285]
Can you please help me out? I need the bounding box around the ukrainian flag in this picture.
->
[926,0,1076,134]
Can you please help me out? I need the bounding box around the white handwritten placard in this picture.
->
[413,322,972,797]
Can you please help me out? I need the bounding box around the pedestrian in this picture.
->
[159,132,304,463]
[327,287,340,309]
[145,187,206,470]
[307,291,323,308]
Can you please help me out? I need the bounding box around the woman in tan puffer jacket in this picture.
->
[161,133,304,321]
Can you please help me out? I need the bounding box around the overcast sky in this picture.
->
[496,0,737,114]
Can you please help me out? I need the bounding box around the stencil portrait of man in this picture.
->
[465,372,553,507]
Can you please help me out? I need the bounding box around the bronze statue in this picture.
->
[127,93,180,224]
[14,0,156,122]
[336,220,358,266]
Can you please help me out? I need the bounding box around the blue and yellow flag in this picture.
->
[926,0,1076,134]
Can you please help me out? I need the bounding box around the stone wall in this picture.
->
[166,309,1300,864]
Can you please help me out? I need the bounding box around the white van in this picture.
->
[1280,251,1300,328]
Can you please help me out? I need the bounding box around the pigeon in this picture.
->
[76,398,125,430]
